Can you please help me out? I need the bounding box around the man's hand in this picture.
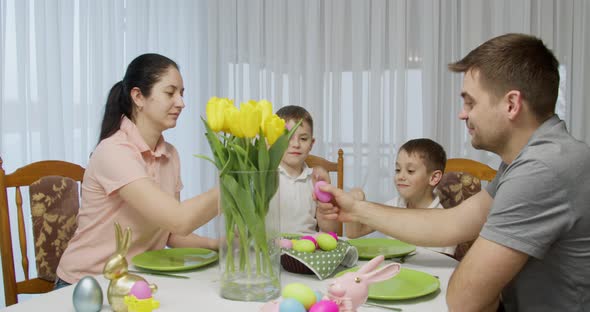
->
[316,183,359,223]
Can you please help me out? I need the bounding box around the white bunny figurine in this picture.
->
[325,255,401,312]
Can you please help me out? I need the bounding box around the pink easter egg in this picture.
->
[327,231,338,241]
[300,235,318,249]
[309,300,340,312]
[129,280,152,299]
[314,181,333,203]
[279,238,293,249]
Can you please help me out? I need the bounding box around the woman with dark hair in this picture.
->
[55,53,218,288]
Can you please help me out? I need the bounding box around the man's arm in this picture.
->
[447,236,529,311]
[317,184,493,247]
[343,188,375,238]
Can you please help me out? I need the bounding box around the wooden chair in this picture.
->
[0,157,85,306]
[436,158,497,261]
[444,158,497,182]
[305,148,344,235]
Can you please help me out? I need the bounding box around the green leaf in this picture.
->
[200,117,227,169]
[268,119,303,170]
[264,171,279,205]
[219,149,234,177]
[257,131,270,172]
[221,175,266,239]
[192,154,216,166]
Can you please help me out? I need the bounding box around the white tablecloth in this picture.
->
[1,247,457,311]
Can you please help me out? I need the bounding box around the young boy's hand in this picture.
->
[311,166,331,185]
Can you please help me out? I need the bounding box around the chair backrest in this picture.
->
[444,158,497,182]
[436,158,497,261]
[0,157,84,306]
[304,148,344,235]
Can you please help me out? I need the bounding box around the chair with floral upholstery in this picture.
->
[304,148,344,236]
[435,158,497,261]
[0,157,84,306]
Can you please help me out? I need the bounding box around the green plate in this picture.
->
[132,248,218,272]
[347,238,416,259]
[335,267,439,300]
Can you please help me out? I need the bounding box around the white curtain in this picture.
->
[0,0,215,305]
[208,0,590,201]
[1,0,589,306]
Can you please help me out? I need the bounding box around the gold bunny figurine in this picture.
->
[103,223,157,312]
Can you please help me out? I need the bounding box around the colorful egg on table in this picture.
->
[300,235,318,248]
[327,231,338,241]
[72,276,103,312]
[292,239,316,253]
[309,300,340,312]
[129,280,152,299]
[279,238,293,249]
[281,283,317,310]
[279,298,307,312]
[316,233,338,251]
[314,181,333,203]
[314,290,323,303]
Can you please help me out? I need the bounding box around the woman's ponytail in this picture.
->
[98,81,133,142]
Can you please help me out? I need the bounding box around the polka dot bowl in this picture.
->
[279,233,354,279]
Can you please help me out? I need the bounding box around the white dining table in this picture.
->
[1,247,457,311]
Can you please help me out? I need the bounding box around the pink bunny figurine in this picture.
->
[325,255,401,312]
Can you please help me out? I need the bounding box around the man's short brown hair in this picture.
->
[399,138,447,173]
[448,33,559,120]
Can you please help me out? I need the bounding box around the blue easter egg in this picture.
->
[314,290,323,302]
[279,298,307,312]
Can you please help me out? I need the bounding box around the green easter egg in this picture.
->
[293,239,316,253]
[282,283,317,310]
[317,233,338,251]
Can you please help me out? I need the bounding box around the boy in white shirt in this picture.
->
[346,138,456,255]
[276,106,340,234]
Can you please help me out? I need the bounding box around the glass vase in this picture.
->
[217,170,281,301]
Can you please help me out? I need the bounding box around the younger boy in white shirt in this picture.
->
[276,105,340,235]
[346,138,455,255]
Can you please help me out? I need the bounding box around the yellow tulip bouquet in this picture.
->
[197,97,300,300]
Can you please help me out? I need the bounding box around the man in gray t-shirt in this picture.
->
[316,33,590,311]
[482,115,590,311]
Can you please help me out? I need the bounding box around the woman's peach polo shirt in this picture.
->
[57,117,183,283]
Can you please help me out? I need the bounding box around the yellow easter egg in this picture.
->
[281,283,317,310]
[317,233,338,251]
[292,239,316,253]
